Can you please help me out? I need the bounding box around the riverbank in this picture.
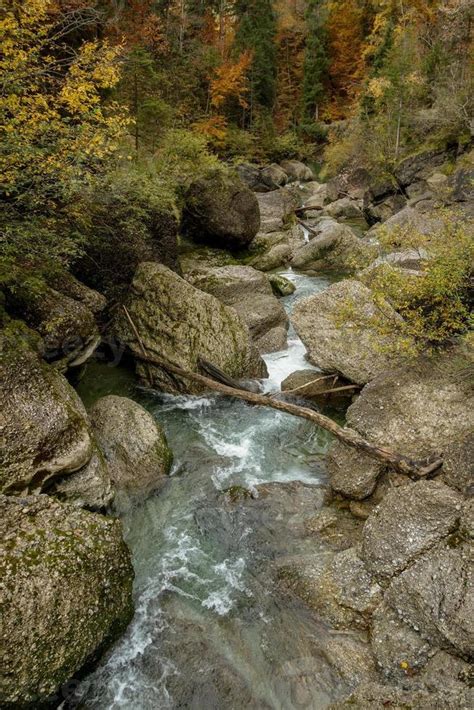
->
[1,152,473,708]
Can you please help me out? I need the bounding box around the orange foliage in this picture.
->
[210,50,253,109]
[326,0,366,119]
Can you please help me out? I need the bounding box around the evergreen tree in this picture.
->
[234,0,278,120]
[302,0,329,122]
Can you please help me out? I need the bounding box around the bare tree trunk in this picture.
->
[132,347,443,480]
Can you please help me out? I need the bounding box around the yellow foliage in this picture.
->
[0,0,127,204]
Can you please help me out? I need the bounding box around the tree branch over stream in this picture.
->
[124,315,443,481]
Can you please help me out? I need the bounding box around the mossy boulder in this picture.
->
[0,331,93,494]
[268,273,296,297]
[183,170,260,249]
[89,395,173,510]
[0,494,133,706]
[4,280,100,370]
[115,262,267,393]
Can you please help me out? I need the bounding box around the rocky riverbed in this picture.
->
[1,152,473,708]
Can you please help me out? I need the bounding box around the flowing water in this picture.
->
[72,271,349,710]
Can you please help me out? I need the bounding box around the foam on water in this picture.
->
[74,270,336,709]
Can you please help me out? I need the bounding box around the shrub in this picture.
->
[361,213,474,354]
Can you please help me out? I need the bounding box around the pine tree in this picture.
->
[234,0,278,121]
[302,0,329,122]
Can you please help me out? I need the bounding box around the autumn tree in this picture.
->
[0,0,126,273]
[326,0,366,117]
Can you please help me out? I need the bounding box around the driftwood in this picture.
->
[132,347,443,480]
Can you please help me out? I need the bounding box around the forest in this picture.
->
[1,2,473,708]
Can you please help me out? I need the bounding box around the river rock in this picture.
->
[370,602,434,680]
[235,162,277,192]
[323,197,364,220]
[4,281,100,369]
[0,494,133,705]
[292,280,407,385]
[89,395,173,508]
[279,548,382,630]
[346,340,474,459]
[327,168,373,202]
[281,369,356,410]
[280,160,314,182]
[364,193,407,224]
[372,204,443,237]
[50,446,113,511]
[395,148,452,186]
[257,187,301,233]
[268,273,296,297]
[183,170,260,249]
[385,540,473,657]
[115,262,267,393]
[191,265,289,353]
[291,224,374,273]
[0,332,93,494]
[48,271,107,314]
[329,680,472,709]
[327,443,382,500]
[361,480,463,583]
[442,433,474,496]
[248,230,292,270]
[364,248,429,273]
[261,163,289,187]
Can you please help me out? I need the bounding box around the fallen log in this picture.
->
[132,347,443,480]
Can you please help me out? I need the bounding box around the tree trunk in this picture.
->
[132,347,443,480]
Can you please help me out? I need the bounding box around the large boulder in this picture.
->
[190,265,289,353]
[292,280,408,385]
[385,540,473,658]
[291,223,374,273]
[279,160,314,182]
[115,262,267,393]
[4,281,100,369]
[361,481,463,583]
[74,196,180,301]
[323,197,364,220]
[0,495,133,705]
[256,187,301,233]
[0,331,93,494]
[394,148,453,187]
[248,231,292,271]
[278,548,382,630]
[261,163,288,187]
[345,340,474,461]
[183,170,260,249]
[89,395,172,508]
[327,339,474,499]
[235,162,278,193]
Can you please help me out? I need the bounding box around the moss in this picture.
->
[224,485,253,503]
